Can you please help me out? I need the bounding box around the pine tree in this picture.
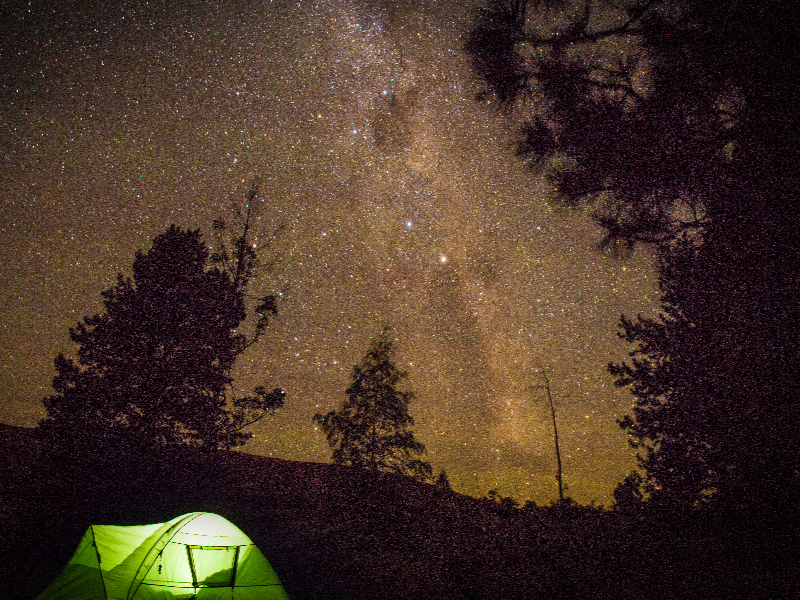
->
[435,470,452,490]
[314,328,432,481]
[41,218,284,452]
[466,0,800,510]
[611,235,800,511]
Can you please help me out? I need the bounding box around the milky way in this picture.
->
[0,0,659,504]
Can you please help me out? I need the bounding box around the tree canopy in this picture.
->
[466,0,800,510]
[467,0,798,247]
[314,328,432,482]
[41,220,284,452]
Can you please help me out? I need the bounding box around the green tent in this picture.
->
[36,512,289,599]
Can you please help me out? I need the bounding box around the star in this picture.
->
[0,0,659,506]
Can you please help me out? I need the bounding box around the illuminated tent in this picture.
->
[35,512,289,599]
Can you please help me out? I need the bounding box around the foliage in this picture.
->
[41,205,285,451]
[466,0,800,509]
[486,488,520,510]
[435,470,452,490]
[466,0,798,245]
[611,235,800,510]
[314,328,432,482]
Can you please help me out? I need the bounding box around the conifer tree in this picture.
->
[466,0,800,510]
[41,196,284,451]
[314,328,432,481]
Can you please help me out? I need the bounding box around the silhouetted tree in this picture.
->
[314,328,432,481]
[486,489,520,510]
[611,234,800,511]
[435,470,452,490]
[465,0,799,248]
[41,198,285,451]
[612,471,645,514]
[466,0,800,510]
[529,364,564,502]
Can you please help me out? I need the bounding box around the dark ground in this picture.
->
[1,423,797,599]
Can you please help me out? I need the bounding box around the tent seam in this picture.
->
[124,512,204,600]
[92,526,110,600]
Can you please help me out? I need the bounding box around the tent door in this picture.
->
[186,546,240,588]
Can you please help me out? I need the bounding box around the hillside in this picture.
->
[2,424,797,599]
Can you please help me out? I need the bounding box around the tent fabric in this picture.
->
[36,512,289,600]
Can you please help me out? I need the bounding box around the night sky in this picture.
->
[1,0,660,505]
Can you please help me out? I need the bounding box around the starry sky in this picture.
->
[1,0,660,505]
